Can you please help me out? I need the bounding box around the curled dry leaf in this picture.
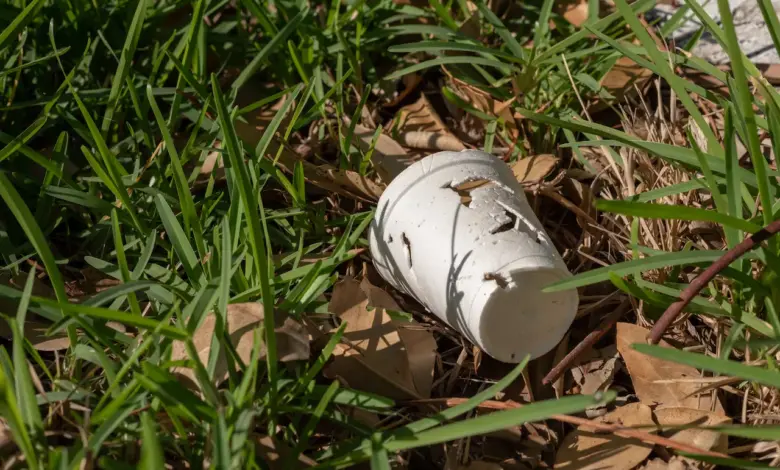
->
[655,407,730,453]
[555,403,655,470]
[511,154,559,184]
[397,131,466,152]
[255,435,316,469]
[616,323,724,413]
[171,303,309,389]
[394,94,465,152]
[324,277,437,400]
[571,346,620,396]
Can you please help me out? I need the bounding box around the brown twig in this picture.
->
[542,304,626,385]
[410,398,729,459]
[648,219,780,344]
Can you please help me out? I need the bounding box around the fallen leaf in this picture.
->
[655,407,730,453]
[557,0,589,27]
[511,154,559,183]
[384,73,423,108]
[444,80,518,138]
[594,21,663,109]
[0,320,70,352]
[616,323,724,413]
[255,435,316,469]
[555,403,655,470]
[397,131,466,152]
[571,346,620,396]
[171,303,309,388]
[324,277,437,400]
[395,93,454,134]
[641,456,697,470]
[350,123,413,182]
[599,57,653,102]
[393,94,465,152]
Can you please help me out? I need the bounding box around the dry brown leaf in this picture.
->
[0,320,69,352]
[616,323,724,413]
[445,80,518,138]
[555,403,655,470]
[655,407,730,453]
[171,303,309,388]
[511,154,559,183]
[351,123,413,182]
[398,131,466,152]
[394,94,465,152]
[641,457,697,470]
[255,435,316,469]
[396,93,452,134]
[595,21,662,108]
[557,0,589,27]
[324,277,437,400]
[571,346,620,396]
[599,57,654,102]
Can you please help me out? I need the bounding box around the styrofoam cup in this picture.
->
[368,150,578,363]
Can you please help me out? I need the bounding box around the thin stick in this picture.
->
[648,219,780,344]
[542,305,626,385]
[411,398,728,459]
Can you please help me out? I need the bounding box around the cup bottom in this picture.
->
[475,266,578,363]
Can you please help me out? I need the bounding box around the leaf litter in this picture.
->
[324,276,437,400]
[171,303,309,389]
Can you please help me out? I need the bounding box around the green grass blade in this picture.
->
[719,0,773,225]
[386,56,515,80]
[140,412,164,469]
[386,392,613,452]
[154,194,205,286]
[0,360,37,468]
[12,271,43,435]
[232,8,309,92]
[101,0,149,136]
[0,0,42,51]
[0,173,68,312]
[111,209,142,316]
[147,85,207,258]
[211,75,278,383]
[613,0,717,149]
[633,344,780,388]
[596,200,762,233]
[545,249,730,292]
[320,357,530,463]
[535,0,655,63]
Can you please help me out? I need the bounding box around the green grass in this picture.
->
[0,0,631,467]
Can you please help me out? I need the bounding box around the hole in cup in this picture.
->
[445,179,494,207]
[483,272,510,289]
[490,209,519,234]
[401,232,413,268]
